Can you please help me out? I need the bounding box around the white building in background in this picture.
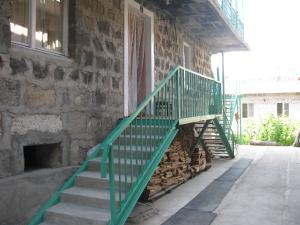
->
[240,81,300,120]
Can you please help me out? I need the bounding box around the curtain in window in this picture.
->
[128,8,148,115]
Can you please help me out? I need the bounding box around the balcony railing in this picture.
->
[216,0,245,39]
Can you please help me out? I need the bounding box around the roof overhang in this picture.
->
[150,0,249,53]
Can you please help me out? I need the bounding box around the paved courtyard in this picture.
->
[212,146,300,225]
[127,146,300,225]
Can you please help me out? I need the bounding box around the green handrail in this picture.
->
[100,66,222,224]
[223,94,243,154]
[28,66,223,225]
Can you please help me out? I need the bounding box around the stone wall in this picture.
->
[154,17,213,82]
[139,1,213,83]
[0,0,124,178]
[0,0,213,179]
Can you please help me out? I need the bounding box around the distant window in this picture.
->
[242,103,248,118]
[242,103,254,118]
[10,0,68,54]
[277,103,289,117]
[248,103,254,117]
[183,42,193,69]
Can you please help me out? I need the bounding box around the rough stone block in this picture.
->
[72,91,93,107]
[112,77,120,90]
[96,56,107,69]
[0,149,11,178]
[0,0,13,17]
[11,115,63,135]
[0,78,20,106]
[105,40,116,54]
[97,19,110,35]
[95,91,106,105]
[84,51,93,66]
[54,67,64,80]
[10,57,28,75]
[32,62,48,79]
[63,112,87,134]
[25,85,56,108]
[69,69,79,81]
[114,59,121,73]
[92,38,104,51]
[0,112,2,136]
[81,71,93,85]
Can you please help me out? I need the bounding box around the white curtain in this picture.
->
[128,8,148,114]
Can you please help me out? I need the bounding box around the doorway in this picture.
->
[124,0,154,116]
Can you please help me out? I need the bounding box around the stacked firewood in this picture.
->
[145,137,207,199]
[190,145,207,174]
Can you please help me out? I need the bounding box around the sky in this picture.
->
[212,0,300,82]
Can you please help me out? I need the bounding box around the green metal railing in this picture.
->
[224,94,242,145]
[222,108,236,155]
[100,66,222,224]
[217,0,244,39]
[28,66,222,225]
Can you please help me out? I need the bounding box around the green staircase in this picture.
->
[192,94,241,159]
[29,66,233,225]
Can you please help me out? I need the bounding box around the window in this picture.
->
[242,103,248,118]
[10,0,68,54]
[183,42,193,69]
[242,103,254,118]
[277,103,289,117]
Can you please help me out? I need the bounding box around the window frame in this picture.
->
[11,0,69,56]
[277,102,289,117]
[242,103,254,118]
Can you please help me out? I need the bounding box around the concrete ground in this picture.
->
[212,145,300,225]
[127,145,300,225]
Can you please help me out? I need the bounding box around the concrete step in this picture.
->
[203,140,223,144]
[61,186,124,209]
[204,143,225,147]
[119,134,163,146]
[125,125,169,135]
[76,171,136,191]
[44,203,110,225]
[213,154,230,158]
[88,157,147,175]
[40,222,59,225]
[112,145,153,159]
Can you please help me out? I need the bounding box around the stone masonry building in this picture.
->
[0,0,247,224]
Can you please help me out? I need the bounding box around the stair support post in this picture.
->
[176,69,181,119]
[190,120,211,157]
[109,144,116,223]
[213,118,235,158]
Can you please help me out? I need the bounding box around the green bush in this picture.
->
[258,115,296,146]
[239,119,258,145]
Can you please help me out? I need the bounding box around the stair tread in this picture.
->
[78,171,137,182]
[63,186,125,200]
[40,223,58,225]
[90,157,147,166]
[112,145,154,152]
[120,134,164,138]
[46,203,110,221]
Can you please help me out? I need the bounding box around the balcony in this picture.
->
[150,0,249,53]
